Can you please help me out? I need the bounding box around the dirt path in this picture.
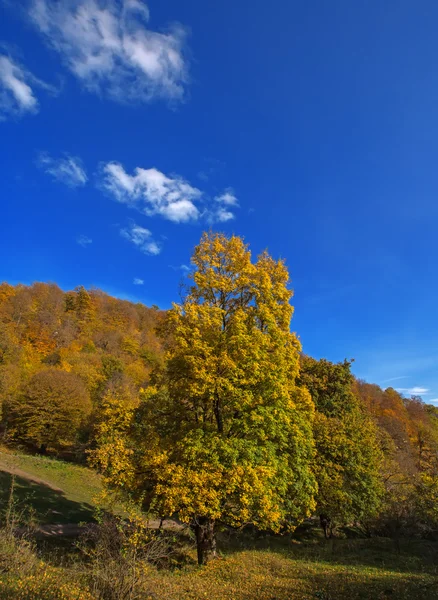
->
[17,519,183,539]
[0,454,64,492]
[17,523,88,538]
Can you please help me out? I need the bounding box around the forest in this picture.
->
[1,232,438,598]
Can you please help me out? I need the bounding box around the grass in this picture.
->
[0,447,102,525]
[1,539,437,600]
[0,447,437,599]
[148,549,438,600]
[144,536,438,600]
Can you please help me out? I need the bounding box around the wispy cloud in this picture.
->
[396,386,430,396]
[121,222,161,255]
[204,189,238,223]
[100,162,239,224]
[169,264,191,272]
[206,205,235,224]
[29,0,189,104]
[381,376,409,384]
[0,47,59,120]
[197,171,209,182]
[352,350,438,385]
[76,234,92,247]
[38,152,88,187]
[215,189,238,206]
[0,52,50,119]
[196,157,225,182]
[0,54,38,119]
[133,277,144,285]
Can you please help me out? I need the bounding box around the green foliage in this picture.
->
[299,356,384,529]
[415,473,438,529]
[299,357,356,417]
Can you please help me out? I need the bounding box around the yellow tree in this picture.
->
[93,232,316,564]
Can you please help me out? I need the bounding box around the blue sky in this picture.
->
[1,0,437,402]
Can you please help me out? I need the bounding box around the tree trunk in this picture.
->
[194,517,216,565]
[320,514,332,539]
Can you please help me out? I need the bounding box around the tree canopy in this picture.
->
[298,356,384,534]
[7,369,92,452]
[93,232,317,563]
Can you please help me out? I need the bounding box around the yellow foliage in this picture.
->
[0,564,94,600]
[93,232,317,544]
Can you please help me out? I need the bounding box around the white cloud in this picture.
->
[0,50,58,120]
[38,152,88,187]
[396,386,430,396]
[209,206,235,223]
[0,54,38,119]
[102,163,201,223]
[215,189,238,206]
[205,188,239,222]
[133,277,144,285]
[29,0,188,104]
[101,162,239,224]
[121,222,161,255]
[76,234,92,246]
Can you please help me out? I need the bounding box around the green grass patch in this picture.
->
[0,448,102,525]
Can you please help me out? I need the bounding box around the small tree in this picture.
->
[93,232,317,564]
[7,369,91,452]
[298,356,384,535]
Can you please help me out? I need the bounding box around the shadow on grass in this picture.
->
[240,568,438,600]
[0,470,95,525]
[216,527,438,577]
[281,567,438,600]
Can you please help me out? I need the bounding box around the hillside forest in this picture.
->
[1,232,438,566]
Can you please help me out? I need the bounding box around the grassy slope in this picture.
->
[0,447,102,524]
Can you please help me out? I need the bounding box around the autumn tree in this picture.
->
[298,357,383,536]
[6,369,92,453]
[93,232,317,564]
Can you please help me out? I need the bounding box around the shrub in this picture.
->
[78,512,169,600]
